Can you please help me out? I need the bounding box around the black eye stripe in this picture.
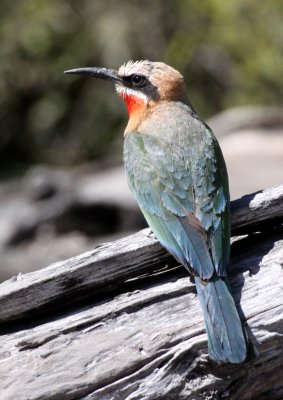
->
[122,75,132,83]
[122,74,147,87]
[121,74,160,100]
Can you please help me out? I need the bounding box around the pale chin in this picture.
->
[115,84,148,102]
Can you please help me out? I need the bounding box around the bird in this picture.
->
[64,60,248,364]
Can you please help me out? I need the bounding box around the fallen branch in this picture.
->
[0,185,283,399]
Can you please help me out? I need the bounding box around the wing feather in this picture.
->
[124,126,230,278]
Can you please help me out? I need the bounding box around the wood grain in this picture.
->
[0,184,283,400]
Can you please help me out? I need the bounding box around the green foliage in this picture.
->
[0,0,282,175]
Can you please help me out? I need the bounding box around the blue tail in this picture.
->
[195,276,247,363]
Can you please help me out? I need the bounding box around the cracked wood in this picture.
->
[0,184,283,400]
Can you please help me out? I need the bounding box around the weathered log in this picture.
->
[0,184,282,325]
[0,185,283,400]
[231,184,283,233]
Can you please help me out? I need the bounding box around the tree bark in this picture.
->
[0,185,283,400]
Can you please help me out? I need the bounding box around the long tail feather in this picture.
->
[195,276,247,363]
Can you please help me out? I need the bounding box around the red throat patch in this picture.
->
[120,92,146,115]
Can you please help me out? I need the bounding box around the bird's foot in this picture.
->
[143,228,156,239]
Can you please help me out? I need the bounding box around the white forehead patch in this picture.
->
[118,60,153,78]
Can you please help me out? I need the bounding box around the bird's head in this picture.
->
[64,60,188,116]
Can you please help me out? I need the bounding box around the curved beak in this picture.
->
[64,67,121,83]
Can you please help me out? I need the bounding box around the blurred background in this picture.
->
[0,0,282,281]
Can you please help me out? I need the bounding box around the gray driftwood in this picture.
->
[0,185,283,400]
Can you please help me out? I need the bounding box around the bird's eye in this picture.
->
[131,74,146,87]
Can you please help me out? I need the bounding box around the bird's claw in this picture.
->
[144,228,156,239]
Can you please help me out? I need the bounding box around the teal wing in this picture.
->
[193,133,230,275]
[123,128,230,278]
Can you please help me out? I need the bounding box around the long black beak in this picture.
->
[64,67,121,83]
